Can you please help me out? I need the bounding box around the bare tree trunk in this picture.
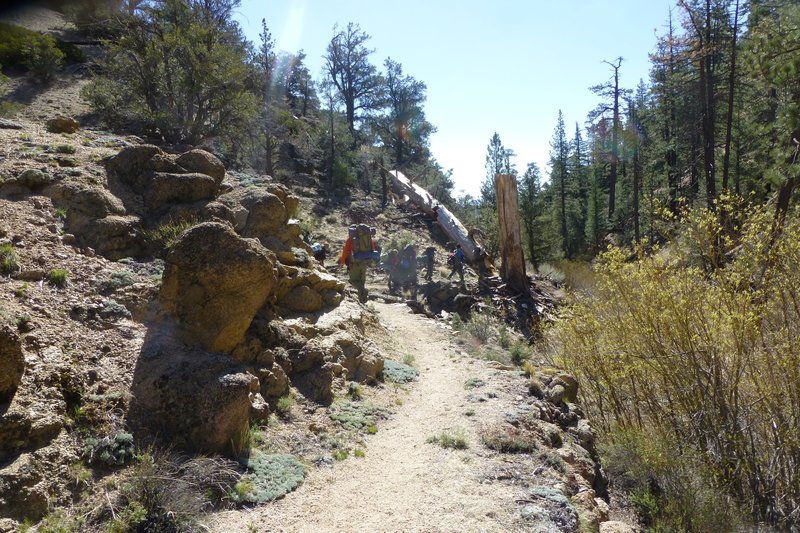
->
[495,174,530,296]
[722,0,740,191]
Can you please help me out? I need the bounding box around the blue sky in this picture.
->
[234,0,678,197]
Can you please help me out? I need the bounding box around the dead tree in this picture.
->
[495,174,530,296]
[388,170,479,261]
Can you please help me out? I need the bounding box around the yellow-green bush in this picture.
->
[550,199,800,528]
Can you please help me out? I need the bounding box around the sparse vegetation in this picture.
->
[347,382,363,401]
[47,268,69,287]
[481,425,537,453]
[427,428,469,450]
[329,400,386,432]
[54,144,76,154]
[233,451,305,504]
[274,394,295,418]
[143,217,197,249]
[0,243,19,275]
[382,359,418,383]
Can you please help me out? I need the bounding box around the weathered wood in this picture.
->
[388,170,479,262]
[495,174,530,296]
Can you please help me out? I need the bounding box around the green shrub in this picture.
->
[427,428,469,450]
[509,340,531,365]
[464,306,496,343]
[552,198,796,527]
[84,431,135,467]
[0,243,19,275]
[98,270,135,293]
[329,400,386,431]
[143,217,197,249]
[233,451,305,504]
[382,359,418,383]
[347,382,363,401]
[47,268,68,287]
[274,394,294,418]
[54,144,76,154]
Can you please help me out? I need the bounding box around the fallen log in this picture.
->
[388,169,480,262]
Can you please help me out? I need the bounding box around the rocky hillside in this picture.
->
[0,6,636,533]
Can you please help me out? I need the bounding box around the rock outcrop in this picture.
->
[0,326,24,405]
[159,222,277,353]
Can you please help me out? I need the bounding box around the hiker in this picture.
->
[311,242,327,267]
[447,243,465,288]
[396,244,418,299]
[422,246,436,281]
[383,249,399,292]
[338,224,379,303]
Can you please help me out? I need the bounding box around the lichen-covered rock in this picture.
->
[104,144,165,186]
[46,181,126,219]
[175,149,226,186]
[159,222,277,353]
[256,363,289,399]
[142,172,218,211]
[45,116,79,134]
[0,453,48,521]
[130,346,258,454]
[279,284,323,313]
[85,215,143,260]
[382,359,418,383]
[240,191,288,238]
[0,326,24,404]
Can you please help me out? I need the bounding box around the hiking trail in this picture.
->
[209,301,523,533]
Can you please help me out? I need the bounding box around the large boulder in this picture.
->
[279,285,323,313]
[130,346,258,454]
[159,222,277,353]
[175,149,226,186]
[46,181,126,219]
[240,191,288,238]
[0,326,24,405]
[142,172,218,210]
[104,144,165,186]
[85,215,143,260]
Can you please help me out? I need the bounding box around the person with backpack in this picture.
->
[338,224,378,303]
[422,246,436,281]
[447,243,465,288]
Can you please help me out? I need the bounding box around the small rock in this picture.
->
[0,118,23,129]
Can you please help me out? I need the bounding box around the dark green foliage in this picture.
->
[47,268,68,287]
[97,270,135,293]
[83,0,256,145]
[233,451,304,504]
[0,23,82,83]
[382,359,418,383]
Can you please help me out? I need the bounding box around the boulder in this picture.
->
[0,326,24,404]
[45,116,79,134]
[0,454,49,521]
[159,222,277,353]
[142,172,218,210]
[264,183,298,217]
[104,144,165,186]
[130,347,258,454]
[555,373,579,403]
[256,364,289,399]
[175,149,226,186]
[85,215,143,260]
[240,190,288,237]
[292,363,334,405]
[279,285,323,313]
[46,181,126,219]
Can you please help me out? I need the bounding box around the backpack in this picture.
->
[350,224,378,261]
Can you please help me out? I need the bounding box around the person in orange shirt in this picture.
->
[338,225,377,303]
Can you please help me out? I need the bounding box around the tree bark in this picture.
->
[722,0,740,191]
[495,174,530,296]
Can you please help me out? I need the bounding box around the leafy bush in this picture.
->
[233,451,305,504]
[551,199,800,527]
[274,394,294,418]
[382,359,418,383]
[98,270,135,293]
[464,306,496,343]
[0,243,19,275]
[0,23,79,84]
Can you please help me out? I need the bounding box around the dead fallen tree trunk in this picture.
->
[388,169,479,262]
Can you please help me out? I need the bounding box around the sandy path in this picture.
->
[210,302,521,533]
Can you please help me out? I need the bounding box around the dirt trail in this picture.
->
[210,302,523,533]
